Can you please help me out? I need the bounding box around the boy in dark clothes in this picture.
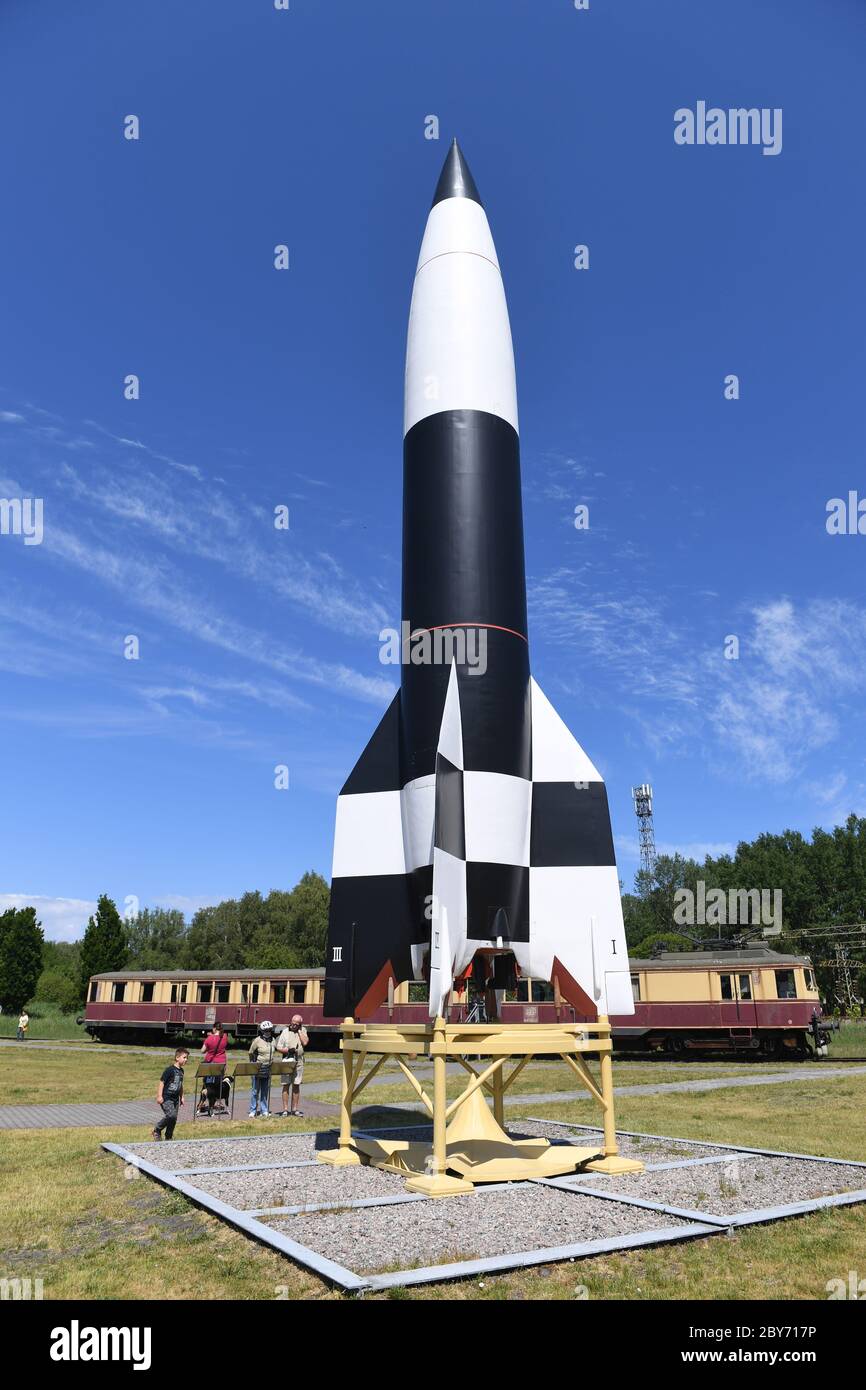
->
[152,1048,188,1140]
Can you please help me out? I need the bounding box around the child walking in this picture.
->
[152,1047,188,1140]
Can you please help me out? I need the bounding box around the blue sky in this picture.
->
[1,0,865,941]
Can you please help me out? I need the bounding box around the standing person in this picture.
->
[152,1048,188,1140]
[200,1022,229,1115]
[277,1015,309,1117]
[16,1010,29,1041]
[247,1020,277,1118]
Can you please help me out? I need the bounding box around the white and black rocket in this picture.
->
[324,142,634,1023]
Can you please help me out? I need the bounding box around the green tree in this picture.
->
[41,939,82,986]
[78,895,127,998]
[125,907,187,970]
[284,872,329,966]
[35,969,81,1013]
[0,906,45,1012]
[630,930,695,959]
[183,897,249,970]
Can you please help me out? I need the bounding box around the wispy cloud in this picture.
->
[532,559,866,792]
[0,894,96,943]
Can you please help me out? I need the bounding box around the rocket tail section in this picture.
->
[524,679,635,1018]
[429,664,467,1017]
[324,692,417,1019]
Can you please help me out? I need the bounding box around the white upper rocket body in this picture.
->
[404,195,518,437]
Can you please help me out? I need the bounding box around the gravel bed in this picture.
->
[578,1154,866,1216]
[122,1131,340,1170]
[188,1162,408,1210]
[511,1120,721,1163]
[267,1185,695,1273]
[121,1125,434,1172]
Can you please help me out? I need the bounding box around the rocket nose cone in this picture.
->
[431,139,483,208]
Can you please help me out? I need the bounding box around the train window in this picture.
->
[720,974,734,1000]
[630,973,641,1002]
[272,983,287,1004]
[141,982,154,1003]
[198,984,212,1004]
[170,984,187,1004]
[215,984,230,1004]
[531,981,554,1002]
[291,984,306,1004]
[112,982,127,1003]
[805,968,816,991]
[775,969,797,999]
[516,980,529,1002]
[89,981,98,1002]
[241,983,260,1004]
[738,974,752,1001]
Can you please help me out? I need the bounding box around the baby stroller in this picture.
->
[197,1073,233,1117]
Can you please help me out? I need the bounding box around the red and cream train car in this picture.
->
[82,947,831,1056]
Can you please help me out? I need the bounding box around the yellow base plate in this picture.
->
[584,1155,645,1175]
[340,1090,604,1191]
[317,1146,363,1168]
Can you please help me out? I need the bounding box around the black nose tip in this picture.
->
[432,139,483,208]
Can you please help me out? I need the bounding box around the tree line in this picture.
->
[0,872,329,1014]
[622,814,866,1004]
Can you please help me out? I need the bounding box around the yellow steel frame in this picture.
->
[319,1014,644,1194]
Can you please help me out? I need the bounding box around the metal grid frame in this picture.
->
[102,1123,866,1294]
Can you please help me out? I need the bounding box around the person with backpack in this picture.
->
[247,1020,277,1118]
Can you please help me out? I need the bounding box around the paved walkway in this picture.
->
[0,1095,339,1130]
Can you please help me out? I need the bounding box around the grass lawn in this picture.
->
[0,1004,87,1041]
[0,1047,345,1105]
[1,1072,863,1300]
[823,1017,866,1057]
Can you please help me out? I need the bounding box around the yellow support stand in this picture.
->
[318,1012,643,1194]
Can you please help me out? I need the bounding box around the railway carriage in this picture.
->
[82,945,831,1055]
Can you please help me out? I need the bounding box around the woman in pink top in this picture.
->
[201,1023,229,1115]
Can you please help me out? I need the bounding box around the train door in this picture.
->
[719,972,757,1028]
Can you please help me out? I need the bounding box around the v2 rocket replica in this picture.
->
[324,142,633,1024]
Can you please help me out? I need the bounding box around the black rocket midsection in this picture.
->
[400,407,531,784]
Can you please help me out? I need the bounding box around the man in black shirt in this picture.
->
[152,1048,188,1140]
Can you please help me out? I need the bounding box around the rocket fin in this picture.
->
[429,665,467,1017]
[324,692,416,1019]
[526,678,633,1018]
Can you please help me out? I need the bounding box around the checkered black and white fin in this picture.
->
[521,679,634,1017]
[323,693,417,1019]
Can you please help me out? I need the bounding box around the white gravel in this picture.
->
[124,1131,341,1170]
[512,1120,721,1163]
[189,1162,408,1210]
[268,1185,694,1273]
[579,1154,866,1216]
